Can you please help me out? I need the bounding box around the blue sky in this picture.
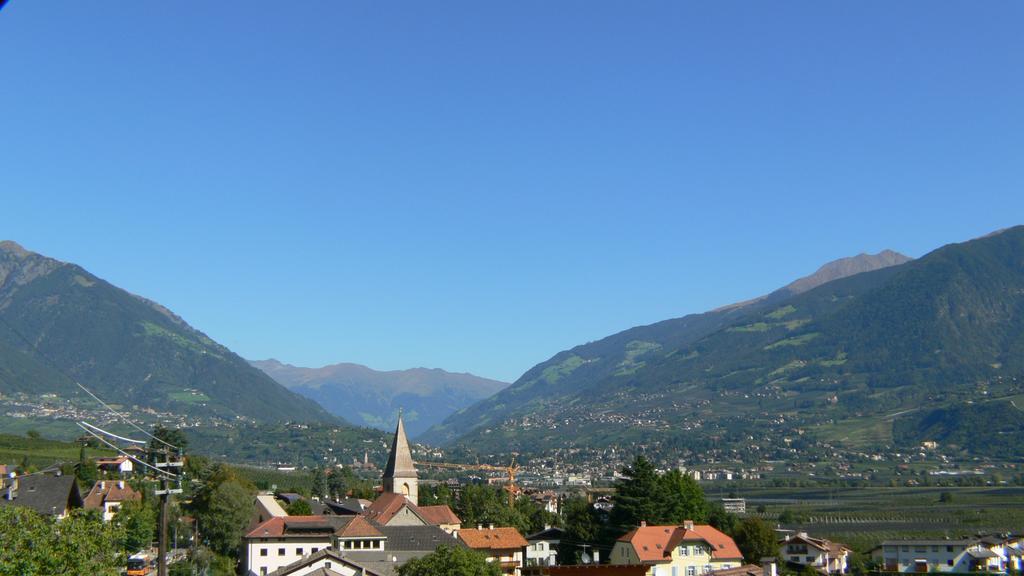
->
[1,2,1021,382]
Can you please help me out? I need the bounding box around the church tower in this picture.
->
[382,411,418,505]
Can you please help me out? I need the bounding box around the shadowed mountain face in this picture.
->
[0,242,339,424]
[420,248,914,446]
[251,359,507,437]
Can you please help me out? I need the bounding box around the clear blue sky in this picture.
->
[1,2,1022,382]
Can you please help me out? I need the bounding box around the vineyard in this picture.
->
[735,486,1024,552]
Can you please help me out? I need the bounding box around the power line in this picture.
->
[79,420,147,445]
[77,422,179,481]
[0,312,180,451]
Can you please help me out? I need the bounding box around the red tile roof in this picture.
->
[362,493,413,525]
[336,515,383,538]
[459,527,529,551]
[246,516,336,538]
[618,523,742,563]
[83,480,141,510]
[418,504,461,526]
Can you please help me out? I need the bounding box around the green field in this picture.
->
[0,433,115,468]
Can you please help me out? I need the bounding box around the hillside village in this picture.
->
[3,414,1024,576]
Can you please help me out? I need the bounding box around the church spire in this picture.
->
[382,411,418,504]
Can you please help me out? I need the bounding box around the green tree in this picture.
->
[610,456,664,531]
[75,444,99,488]
[149,425,189,459]
[310,466,327,499]
[660,469,708,523]
[192,466,255,556]
[115,498,157,553]
[0,507,125,575]
[733,517,777,564]
[558,496,600,565]
[397,544,500,576]
[939,491,953,503]
[707,502,738,536]
[326,467,353,500]
[286,499,313,516]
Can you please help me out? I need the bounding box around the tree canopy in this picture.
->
[0,507,124,575]
[733,517,777,564]
[396,544,500,576]
[610,456,708,533]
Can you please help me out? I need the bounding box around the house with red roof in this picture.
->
[459,525,530,576]
[610,521,745,576]
[83,480,141,521]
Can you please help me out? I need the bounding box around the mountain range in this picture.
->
[0,241,338,424]
[423,228,1024,459]
[251,359,507,437]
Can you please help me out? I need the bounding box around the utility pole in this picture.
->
[153,445,183,576]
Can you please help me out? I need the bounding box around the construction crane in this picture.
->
[418,456,521,507]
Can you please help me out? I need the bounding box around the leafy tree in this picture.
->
[0,507,124,575]
[149,425,188,459]
[558,496,601,565]
[310,465,327,499]
[707,502,738,536]
[397,544,500,576]
[939,491,953,503]
[733,517,777,564]
[286,499,313,516]
[610,456,709,533]
[661,469,708,523]
[455,484,533,534]
[192,465,255,556]
[326,467,354,500]
[75,445,99,488]
[610,456,664,532]
[420,483,454,506]
[26,429,41,439]
[115,498,157,553]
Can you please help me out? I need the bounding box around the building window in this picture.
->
[687,566,696,576]
[312,547,318,553]
[297,548,303,556]
[948,560,954,566]
[681,545,689,556]
[278,548,286,556]
[260,548,268,557]
[947,546,954,552]
[260,569,267,576]
[673,568,679,576]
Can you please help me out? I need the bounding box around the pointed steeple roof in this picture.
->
[383,412,417,479]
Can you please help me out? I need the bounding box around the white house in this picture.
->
[83,480,141,522]
[872,539,1010,573]
[525,526,563,567]
[265,548,384,576]
[779,533,849,574]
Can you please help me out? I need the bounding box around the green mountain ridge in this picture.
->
[426,228,1024,460]
[420,248,913,445]
[0,241,339,424]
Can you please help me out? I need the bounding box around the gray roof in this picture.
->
[376,524,464,552]
[0,474,82,516]
[382,415,417,480]
[325,498,365,516]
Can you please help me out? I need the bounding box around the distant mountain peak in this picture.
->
[0,240,32,258]
[780,249,912,296]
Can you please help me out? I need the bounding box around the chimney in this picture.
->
[762,557,777,576]
[797,532,808,539]
[640,521,647,528]
[488,524,494,530]
[684,520,694,530]
[477,524,482,530]
[117,481,124,489]
[100,481,105,490]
